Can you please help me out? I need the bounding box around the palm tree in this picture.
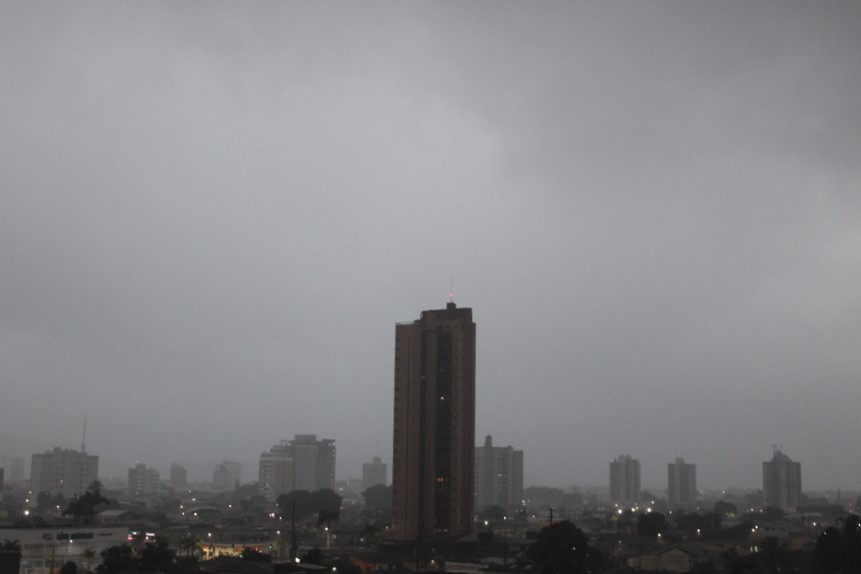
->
[1,540,22,552]
[140,536,175,573]
[1,540,23,574]
[82,548,97,574]
[179,534,201,558]
[63,483,111,525]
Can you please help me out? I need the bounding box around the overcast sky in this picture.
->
[2,1,860,493]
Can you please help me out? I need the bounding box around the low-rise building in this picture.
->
[1,526,129,574]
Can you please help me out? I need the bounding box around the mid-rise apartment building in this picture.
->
[475,435,523,510]
[30,448,98,499]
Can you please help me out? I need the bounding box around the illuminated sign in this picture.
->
[55,532,95,541]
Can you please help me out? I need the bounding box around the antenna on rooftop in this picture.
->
[82,415,87,453]
[449,277,455,303]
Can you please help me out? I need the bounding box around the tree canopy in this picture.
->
[139,536,175,573]
[300,548,325,565]
[674,512,721,537]
[527,520,603,574]
[278,490,316,520]
[524,486,566,507]
[318,508,340,528]
[277,489,342,522]
[315,489,341,513]
[63,482,111,525]
[96,545,135,574]
[96,538,196,574]
[815,515,861,574]
[637,512,666,538]
[241,547,271,562]
[713,500,737,517]
[362,484,392,513]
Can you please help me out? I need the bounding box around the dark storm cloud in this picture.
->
[1,1,859,490]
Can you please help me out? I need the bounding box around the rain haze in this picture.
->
[1,2,860,493]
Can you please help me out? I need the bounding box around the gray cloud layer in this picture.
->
[2,1,860,490]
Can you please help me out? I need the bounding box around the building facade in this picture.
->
[128,463,160,496]
[30,448,98,499]
[667,457,697,511]
[475,435,524,511]
[258,435,336,502]
[290,434,336,492]
[0,456,25,486]
[169,463,187,490]
[610,454,641,505]
[762,448,801,511]
[259,440,295,502]
[391,302,476,541]
[3,526,129,574]
[362,456,387,491]
[212,461,241,491]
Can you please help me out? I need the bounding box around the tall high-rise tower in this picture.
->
[391,302,476,541]
[609,454,641,505]
[667,457,697,510]
[762,448,801,511]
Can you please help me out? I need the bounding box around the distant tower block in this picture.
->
[762,448,801,511]
[667,457,697,511]
[610,454,641,505]
[362,456,387,491]
[475,435,523,511]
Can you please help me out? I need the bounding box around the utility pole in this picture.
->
[290,500,297,561]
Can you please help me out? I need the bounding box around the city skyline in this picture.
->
[6,436,818,499]
[2,2,860,492]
